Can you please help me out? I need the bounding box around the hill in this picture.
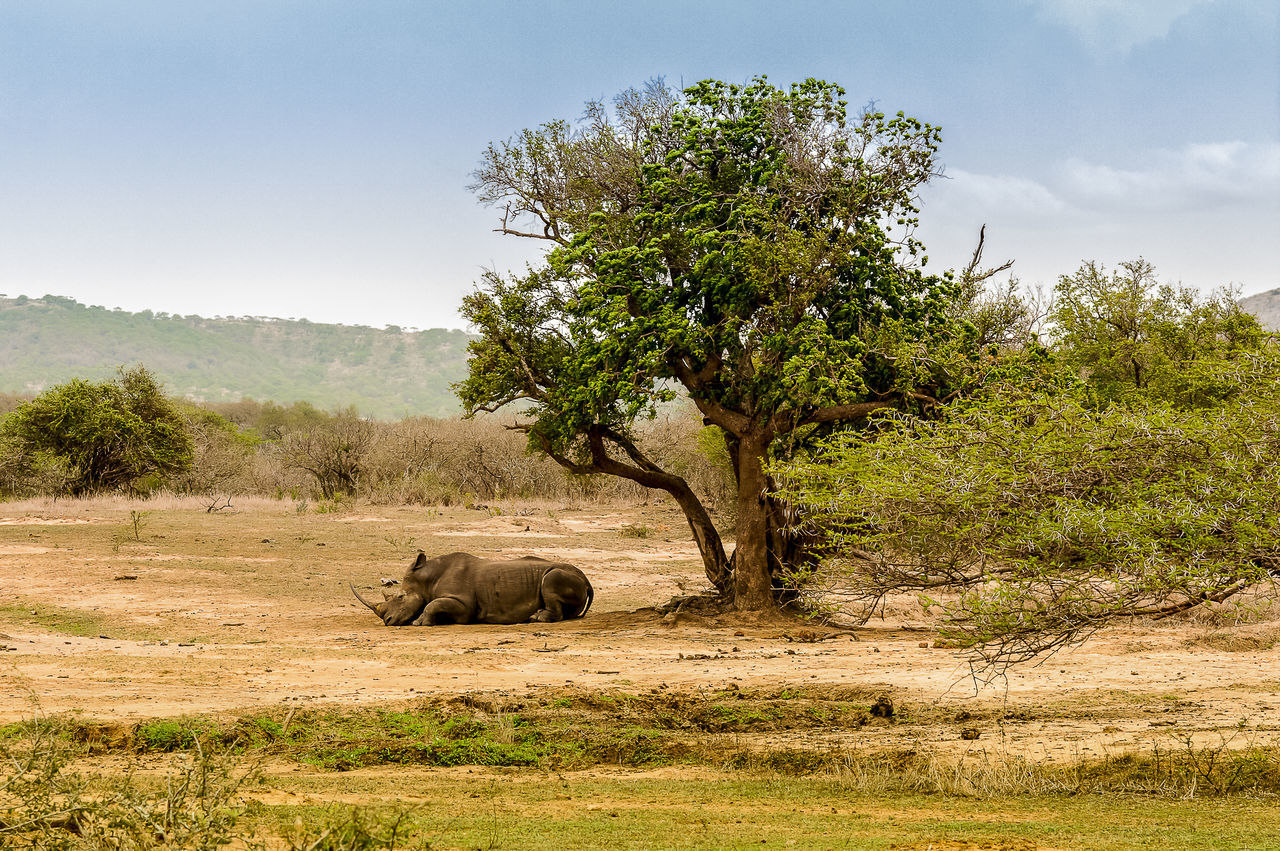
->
[0,295,472,418]
[1241,288,1280,332]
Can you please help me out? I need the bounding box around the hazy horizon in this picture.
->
[1,1,1276,330]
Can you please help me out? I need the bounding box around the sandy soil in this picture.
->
[2,497,1278,763]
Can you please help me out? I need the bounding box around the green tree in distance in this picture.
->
[460,77,991,610]
[1,366,193,495]
[1052,259,1266,408]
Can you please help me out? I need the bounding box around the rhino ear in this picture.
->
[412,551,428,569]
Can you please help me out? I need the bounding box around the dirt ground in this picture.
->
[2,495,1279,764]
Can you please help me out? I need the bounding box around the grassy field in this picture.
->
[2,495,1278,849]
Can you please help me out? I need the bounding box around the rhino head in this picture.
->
[350,584,426,626]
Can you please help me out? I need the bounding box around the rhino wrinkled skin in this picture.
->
[352,551,594,626]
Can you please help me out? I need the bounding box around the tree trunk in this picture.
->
[731,433,774,611]
[533,427,733,595]
[667,479,732,594]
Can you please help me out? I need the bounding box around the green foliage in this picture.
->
[463,77,959,448]
[1050,259,1267,408]
[781,368,1280,663]
[0,366,193,496]
[462,77,980,606]
[135,719,211,752]
[776,259,1280,659]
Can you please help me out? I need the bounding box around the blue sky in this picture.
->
[0,0,1276,329]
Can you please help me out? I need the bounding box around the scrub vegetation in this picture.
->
[3,76,1280,847]
[5,698,1280,850]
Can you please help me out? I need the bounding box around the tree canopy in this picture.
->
[1,366,193,495]
[779,262,1279,663]
[1051,259,1266,408]
[460,77,990,609]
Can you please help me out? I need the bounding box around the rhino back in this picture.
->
[405,552,479,599]
[472,560,554,624]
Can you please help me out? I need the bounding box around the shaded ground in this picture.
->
[2,495,1279,767]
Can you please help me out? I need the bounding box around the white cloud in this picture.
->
[1059,141,1280,210]
[932,142,1280,217]
[937,169,1068,215]
[1024,0,1218,54]
[917,140,1280,296]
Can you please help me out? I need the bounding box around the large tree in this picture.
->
[460,78,984,610]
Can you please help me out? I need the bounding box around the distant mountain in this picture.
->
[0,295,472,418]
[1241,288,1280,332]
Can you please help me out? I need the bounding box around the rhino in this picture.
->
[351,551,594,626]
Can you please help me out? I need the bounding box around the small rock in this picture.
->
[960,726,981,740]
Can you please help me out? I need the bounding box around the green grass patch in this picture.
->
[0,602,129,639]
[13,688,1280,798]
[133,719,211,752]
[6,694,1280,851]
[245,776,1280,851]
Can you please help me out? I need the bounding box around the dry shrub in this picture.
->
[360,415,639,504]
[247,445,312,500]
[4,397,732,509]
[636,411,736,519]
[1187,623,1280,652]
[1180,592,1280,627]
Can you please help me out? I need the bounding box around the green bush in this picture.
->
[0,365,192,496]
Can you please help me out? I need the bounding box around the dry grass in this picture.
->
[1187,623,1280,652]
[0,492,289,515]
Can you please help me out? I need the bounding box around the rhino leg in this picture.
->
[535,567,592,622]
[412,596,473,626]
[532,603,562,623]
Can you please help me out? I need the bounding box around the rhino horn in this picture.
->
[350,583,385,618]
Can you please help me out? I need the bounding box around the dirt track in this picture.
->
[2,496,1278,763]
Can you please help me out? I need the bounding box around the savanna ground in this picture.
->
[2,495,1279,849]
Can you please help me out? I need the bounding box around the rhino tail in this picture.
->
[350,583,381,613]
[577,580,594,619]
